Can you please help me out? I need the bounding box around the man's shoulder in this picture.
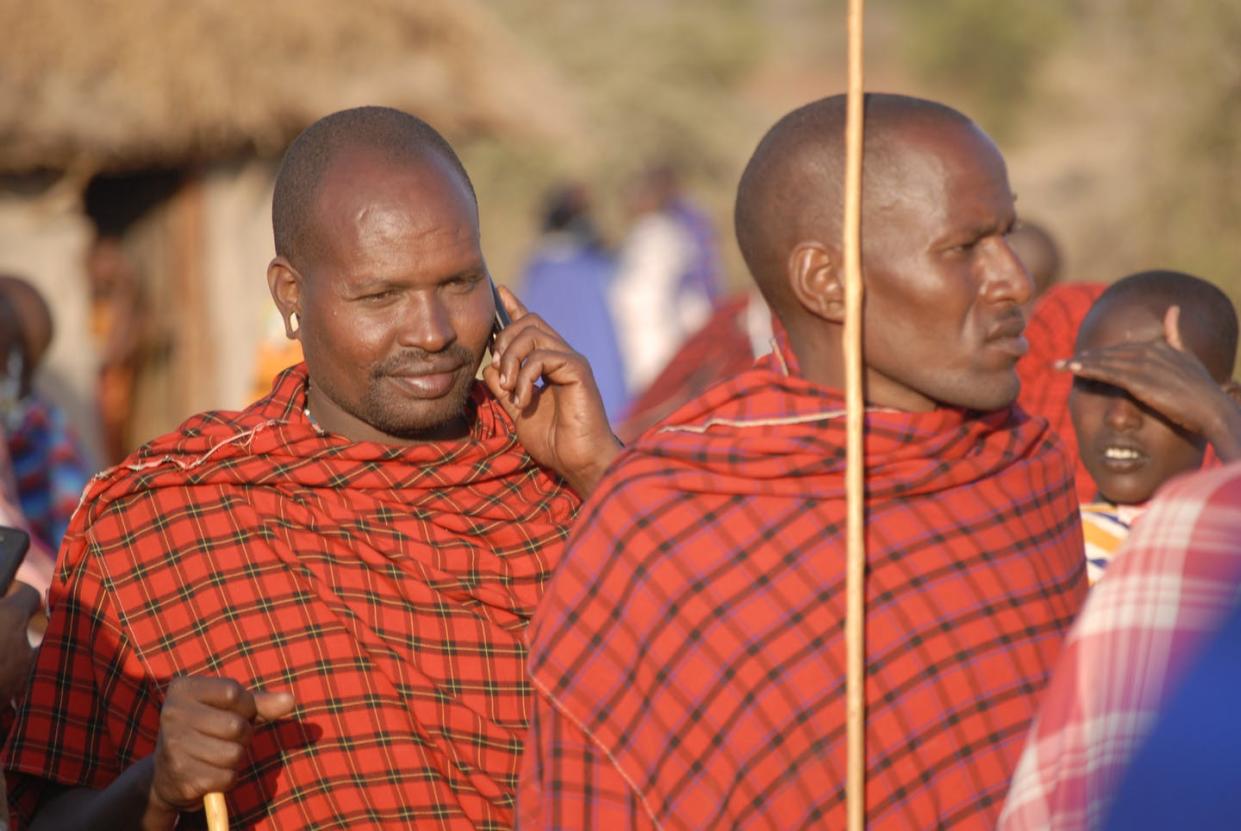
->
[81,403,270,519]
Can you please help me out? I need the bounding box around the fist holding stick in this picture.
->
[146,677,294,829]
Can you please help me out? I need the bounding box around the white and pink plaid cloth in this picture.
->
[999,461,1241,830]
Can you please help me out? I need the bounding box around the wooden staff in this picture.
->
[204,791,228,831]
[843,0,867,830]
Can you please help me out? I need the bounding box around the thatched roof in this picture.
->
[0,0,577,173]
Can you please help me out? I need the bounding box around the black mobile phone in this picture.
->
[490,280,512,337]
[0,525,30,595]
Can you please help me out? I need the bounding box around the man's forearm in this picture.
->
[30,756,179,831]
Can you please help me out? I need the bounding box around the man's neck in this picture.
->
[786,326,937,413]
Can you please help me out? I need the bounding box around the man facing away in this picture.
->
[3,107,621,830]
[518,93,1088,830]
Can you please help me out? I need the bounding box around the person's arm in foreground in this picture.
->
[1060,305,1241,460]
[28,678,294,831]
[485,286,622,497]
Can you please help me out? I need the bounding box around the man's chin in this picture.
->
[364,384,476,441]
[933,374,1020,413]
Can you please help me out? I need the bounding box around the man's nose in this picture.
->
[398,293,456,353]
[981,237,1033,306]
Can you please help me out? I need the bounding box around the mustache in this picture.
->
[371,344,475,378]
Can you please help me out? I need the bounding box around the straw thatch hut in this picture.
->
[0,0,576,462]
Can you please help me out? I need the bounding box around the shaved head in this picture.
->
[1079,270,1238,381]
[733,93,1030,413]
[273,106,477,270]
[734,93,977,316]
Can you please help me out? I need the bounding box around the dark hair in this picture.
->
[1084,270,1239,380]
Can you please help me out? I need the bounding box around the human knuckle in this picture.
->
[218,680,242,705]
[214,741,243,768]
[224,714,249,740]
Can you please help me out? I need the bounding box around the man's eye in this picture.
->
[448,275,482,290]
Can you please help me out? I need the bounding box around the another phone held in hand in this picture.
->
[0,525,30,595]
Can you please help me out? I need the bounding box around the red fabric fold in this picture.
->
[526,349,1087,829]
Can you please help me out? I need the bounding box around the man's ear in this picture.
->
[787,241,844,323]
[266,257,303,340]
[1223,379,1241,409]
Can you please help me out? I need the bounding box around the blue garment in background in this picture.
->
[7,394,93,551]
[1103,596,1241,829]
[668,198,723,305]
[519,238,629,422]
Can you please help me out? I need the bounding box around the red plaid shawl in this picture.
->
[520,349,1087,830]
[3,365,579,830]
[1016,283,1107,502]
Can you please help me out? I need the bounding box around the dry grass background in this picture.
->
[461,0,1240,360]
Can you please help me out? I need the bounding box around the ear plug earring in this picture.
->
[290,312,300,334]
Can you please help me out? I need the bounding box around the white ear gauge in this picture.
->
[290,312,300,334]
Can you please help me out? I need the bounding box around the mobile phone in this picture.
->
[490,280,512,337]
[0,525,30,595]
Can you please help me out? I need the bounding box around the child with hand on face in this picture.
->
[1060,270,1241,583]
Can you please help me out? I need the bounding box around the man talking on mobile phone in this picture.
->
[2,107,621,831]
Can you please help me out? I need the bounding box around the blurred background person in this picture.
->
[1011,220,1107,500]
[518,184,629,421]
[610,163,723,397]
[85,236,150,466]
[618,287,771,442]
[0,276,93,554]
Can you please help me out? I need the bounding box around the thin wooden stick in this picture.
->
[843,0,867,830]
[204,791,228,831]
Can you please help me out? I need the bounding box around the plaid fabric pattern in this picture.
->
[3,364,579,830]
[519,346,1088,830]
[5,395,93,551]
[998,461,1241,831]
[1016,283,1106,502]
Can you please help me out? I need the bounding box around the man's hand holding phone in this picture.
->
[482,284,621,497]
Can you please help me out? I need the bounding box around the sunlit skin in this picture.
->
[1066,302,1241,503]
[276,150,492,443]
[792,119,1032,412]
